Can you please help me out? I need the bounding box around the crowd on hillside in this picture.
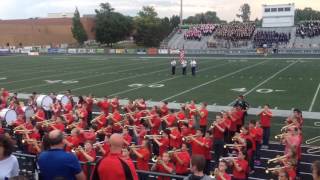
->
[184,24,217,41]
[214,23,256,41]
[253,31,291,48]
[296,21,320,38]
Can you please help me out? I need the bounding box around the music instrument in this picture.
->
[151,156,163,164]
[144,135,163,139]
[36,95,53,111]
[219,157,237,161]
[56,94,69,106]
[128,145,143,149]
[267,155,288,164]
[281,123,297,132]
[224,144,245,149]
[168,148,185,154]
[22,106,35,120]
[22,139,41,144]
[275,133,287,140]
[91,114,104,124]
[66,122,80,129]
[124,125,136,129]
[210,121,217,128]
[36,120,55,127]
[265,166,287,173]
[93,141,105,148]
[0,108,17,125]
[177,119,189,123]
[306,136,320,144]
[14,129,33,134]
[71,146,84,153]
[182,134,198,141]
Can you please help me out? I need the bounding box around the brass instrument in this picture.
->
[224,144,245,149]
[210,121,217,128]
[144,135,163,139]
[182,134,198,141]
[219,157,237,161]
[91,114,104,123]
[265,166,287,174]
[139,116,153,120]
[93,141,105,148]
[151,156,163,163]
[71,146,84,153]
[121,111,136,116]
[281,123,296,132]
[128,145,143,149]
[168,148,185,154]
[114,119,126,126]
[124,125,136,129]
[177,119,189,123]
[275,133,286,140]
[14,129,33,134]
[267,155,288,164]
[307,146,320,154]
[66,122,80,129]
[95,127,109,135]
[305,136,320,144]
[22,139,41,144]
[13,124,26,131]
[165,127,176,131]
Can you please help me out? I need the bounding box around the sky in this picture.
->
[0,0,319,21]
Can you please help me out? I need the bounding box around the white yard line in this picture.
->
[108,62,231,96]
[161,61,268,101]
[10,61,168,92]
[228,61,298,106]
[309,82,320,112]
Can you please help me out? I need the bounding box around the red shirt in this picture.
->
[199,108,208,126]
[64,103,73,113]
[98,153,139,180]
[174,151,190,174]
[136,148,150,170]
[35,109,46,122]
[260,110,272,127]
[235,110,244,125]
[123,134,132,146]
[111,99,119,112]
[65,136,80,152]
[82,131,96,143]
[160,105,169,117]
[150,116,161,135]
[255,127,263,143]
[51,122,65,132]
[95,114,107,129]
[64,113,74,125]
[0,127,4,134]
[155,162,174,180]
[203,138,213,160]
[169,129,182,148]
[191,137,205,157]
[159,138,169,156]
[286,167,296,180]
[216,172,231,180]
[233,159,248,179]
[213,122,226,140]
[86,97,93,112]
[97,100,109,114]
[102,143,110,156]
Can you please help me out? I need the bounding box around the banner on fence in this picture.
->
[158,49,168,54]
[86,49,96,54]
[147,48,158,55]
[126,49,136,54]
[116,49,125,54]
[77,49,86,54]
[68,49,77,54]
[96,49,105,54]
[137,49,147,55]
[169,49,180,54]
[0,49,9,55]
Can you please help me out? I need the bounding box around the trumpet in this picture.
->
[281,123,296,132]
[275,133,286,140]
[139,116,153,120]
[224,144,245,149]
[210,121,217,128]
[124,125,136,129]
[13,124,26,131]
[95,127,108,135]
[177,119,189,123]
[66,122,80,129]
[121,111,136,116]
[219,157,237,161]
[144,135,163,139]
[151,156,163,163]
[182,134,199,141]
[265,166,287,174]
[267,155,288,164]
[14,129,33,134]
[91,114,104,123]
[93,141,105,148]
[305,136,320,144]
[114,119,126,126]
[22,139,41,144]
[128,145,143,149]
[168,148,185,154]
[307,146,320,154]
[71,146,84,153]
[165,127,176,131]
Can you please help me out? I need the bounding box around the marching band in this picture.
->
[0,87,318,180]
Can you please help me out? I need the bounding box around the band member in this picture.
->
[254,121,263,165]
[162,110,177,128]
[190,59,197,76]
[96,135,110,156]
[188,130,205,157]
[258,104,272,147]
[160,101,169,117]
[151,152,174,180]
[232,95,249,126]
[122,128,132,147]
[32,107,46,123]
[131,139,150,180]
[172,143,190,176]
[169,126,182,149]
[96,96,110,115]
[171,59,176,75]
[231,150,249,180]
[85,94,94,122]
[210,113,226,167]
[135,98,147,111]
[64,128,81,152]
[286,109,303,128]
[203,131,213,175]
[213,160,232,180]
[186,100,197,119]
[49,116,65,132]
[80,128,96,144]
[63,97,73,114]
[51,100,62,119]
[182,60,187,75]
[91,111,107,130]
[153,131,169,156]
[199,102,208,134]
[109,109,123,133]
[23,127,41,154]
[278,171,290,180]
[75,142,96,178]
[111,97,120,113]
[63,110,75,125]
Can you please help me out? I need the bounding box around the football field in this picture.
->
[1,54,320,143]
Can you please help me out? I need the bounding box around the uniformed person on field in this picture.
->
[191,59,197,76]
[182,60,187,75]
[171,59,176,75]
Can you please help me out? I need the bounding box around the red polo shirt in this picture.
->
[213,122,226,140]
[169,128,182,149]
[136,148,150,170]
[233,159,248,179]
[155,162,174,180]
[191,137,205,157]
[174,151,190,174]
[199,108,208,126]
[260,111,272,127]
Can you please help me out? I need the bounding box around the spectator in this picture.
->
[96,133,138,180]
[214,23,255,41]
[184,155,212,180]
[312,161,320,180]
[38,130,86,180]
[0,134,19,179]
[253,31,291,48]
[184,24,217,41]
[296,21,320,38]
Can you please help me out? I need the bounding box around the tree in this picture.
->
[71,8,88,45]
[133,6,169,47]
[295,8,320,23]
[95,3,133,46]
[184,11,224,24]
[169,15,180,30]
[237,3,251,22]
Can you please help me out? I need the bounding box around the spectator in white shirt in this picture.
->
[0,134,19,179]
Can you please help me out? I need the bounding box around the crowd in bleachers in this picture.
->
[253,31,291,48]
[214,23,256,41]
[296,21,320,38]
[184,24,217,41]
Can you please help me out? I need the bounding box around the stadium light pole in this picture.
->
[180,0,183,26]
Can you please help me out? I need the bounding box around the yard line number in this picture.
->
[231,88,285,94]
[128,83,165,88]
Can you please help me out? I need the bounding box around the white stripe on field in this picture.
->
[309,82,320,112]
[108,62,231,96]
[228,61,298,106]
[161,61,268,101]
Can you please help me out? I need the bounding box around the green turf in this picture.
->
[1,55,320,145]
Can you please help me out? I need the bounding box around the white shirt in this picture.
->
[171,60,176,66]
[191,60,197,67]
[0,155,19,180]
[182,61,187,68]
